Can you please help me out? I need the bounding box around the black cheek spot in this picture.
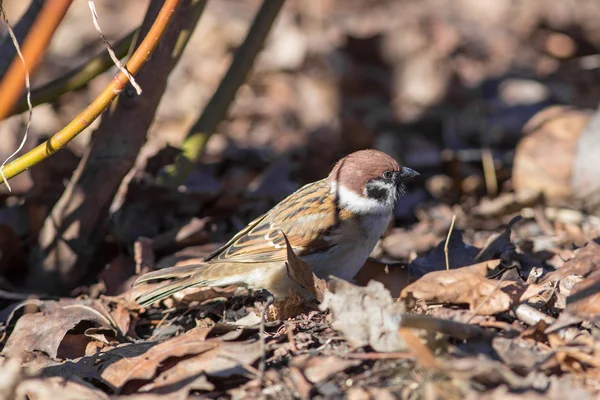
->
[366,185,389,202]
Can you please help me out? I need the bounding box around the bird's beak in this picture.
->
[398,167,419,182]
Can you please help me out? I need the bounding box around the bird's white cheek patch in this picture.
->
[332,182,392,215]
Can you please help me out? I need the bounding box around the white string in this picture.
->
[0,6,33,192]
[88,0,142,94]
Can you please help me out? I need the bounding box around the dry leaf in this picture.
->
[2,300,123,361]
[282,232,326,301]
[565,269,600,321]
[319,279,407,352]
[401,260,545,315]
[541,240,600,283]
[291,355,360,383]
[16,377,109,400]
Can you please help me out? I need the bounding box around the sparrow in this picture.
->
[134,149,418,306]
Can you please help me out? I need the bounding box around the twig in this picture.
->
[344,352,413,360]
[482,147,497,196]
[259,293,275,386]
[0,5,32,192]
[285,321,298,353]
[0,0,72,121]
[0,0,44,75]
[401,313,484,340]
[87,1,141,94]
[514,303,555,326]
[0,0,180,184]
[444,214,456,270]
[160,0,286,188]
[398,328,437,369]
[10,29,136,116]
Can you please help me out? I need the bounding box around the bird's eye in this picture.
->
[383,171,394,180]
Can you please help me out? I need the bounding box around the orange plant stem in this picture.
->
[0,0,181,182]
[0,0,73,120]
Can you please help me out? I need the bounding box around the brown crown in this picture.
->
[328,149,401,195]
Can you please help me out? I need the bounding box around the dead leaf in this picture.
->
[474,215,521,262]
[407,230,482,278]
[565,269,600,321]
[319,279,407,352]
[401,260,545,315]
[282,232,326,301]
[541,240,600,283]
[2,299,122,361]
[291,355,360,383]
[56,326,263,393]
[16,377,109,400]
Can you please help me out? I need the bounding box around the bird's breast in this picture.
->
[302,211,392,281]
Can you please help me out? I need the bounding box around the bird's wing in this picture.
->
[205,179,351,263]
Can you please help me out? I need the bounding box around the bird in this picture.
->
[134,149,419,306]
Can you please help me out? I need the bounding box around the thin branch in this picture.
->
[159,0,286,188]
[444,214,456,270]
[0,0,44,76]
[0,0,182,185]
[9,29,136,116]
[0,0,73,120]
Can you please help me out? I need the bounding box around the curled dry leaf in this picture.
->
[319,278,407,352]
[2,299,126,361]
[540,240,600,284]
[400,260,546,315]
[88,326,261,393]
[282,231,327,302]
[565,269,600,321]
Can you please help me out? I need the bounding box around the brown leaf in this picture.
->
[89,327,262,393]
[2,300,120,361]
[282,231,326,301]
[401,260,545,315]
[565,269,600,321]
[541,240,600,283]
[16,377,109,400]
[142,340,261,393]
[291,355,360,383]
[319,279,407,352]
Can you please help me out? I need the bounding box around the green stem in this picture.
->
[9,29,137,116]
[159,0,286,188]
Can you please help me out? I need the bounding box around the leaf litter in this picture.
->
[2,1,600,399]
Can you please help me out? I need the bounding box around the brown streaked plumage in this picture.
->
[134,149,418,306]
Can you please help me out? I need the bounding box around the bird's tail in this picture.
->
[133,264,214,307]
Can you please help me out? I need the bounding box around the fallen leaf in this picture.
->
[401,260,545,315]
[291,355,360,383]
[282,232,327,301]
[16,377,109,400]
[407,230,482,278]
[541,240,600,283]
[565,269,600,321]
[319,279,407,352]
[2,299,122,361]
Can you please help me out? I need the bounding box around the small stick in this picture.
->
[482,147,497,196]
[444,214,456,270]
[259,293,274,386]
